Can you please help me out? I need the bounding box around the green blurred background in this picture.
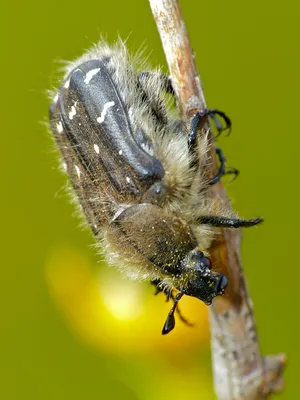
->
[2,0,298,398]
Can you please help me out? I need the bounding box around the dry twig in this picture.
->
[148,0,286,399]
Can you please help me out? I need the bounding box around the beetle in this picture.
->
[49,40,262,334]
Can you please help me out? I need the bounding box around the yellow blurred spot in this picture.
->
[45,246,210,357]
[100,275,143,321]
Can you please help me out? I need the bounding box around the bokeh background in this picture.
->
[2,0,298,398]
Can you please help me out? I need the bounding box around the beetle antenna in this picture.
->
[161,292,184,335]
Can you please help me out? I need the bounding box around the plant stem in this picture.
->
[148,1,286,399]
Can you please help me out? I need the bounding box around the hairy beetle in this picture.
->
[49,41,262,334]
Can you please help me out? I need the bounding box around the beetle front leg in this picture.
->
[150,280,193,328]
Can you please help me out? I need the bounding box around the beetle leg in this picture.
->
[151,280,193,327]
[197,216,263,228]
[208,146,239,185]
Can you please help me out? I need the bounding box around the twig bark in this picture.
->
[148,1,286,399]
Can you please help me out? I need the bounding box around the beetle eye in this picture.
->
[200,257,212,270]
[190,251,204,262]
[215,273,228,294]
[197,251,204,258]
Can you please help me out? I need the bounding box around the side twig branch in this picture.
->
[148,1,286,399]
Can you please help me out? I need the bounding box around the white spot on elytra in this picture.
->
[84,68,100,84]
[64,79,70,89]
[56,121,63,133]
[53,93,59,103]
[97,101,115,124]
[126,177,131,183]
[94,144,100,154]
[69,105,76,120]
[62,162,67,172]
[118,149,123,155]
[75,165,81,178]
